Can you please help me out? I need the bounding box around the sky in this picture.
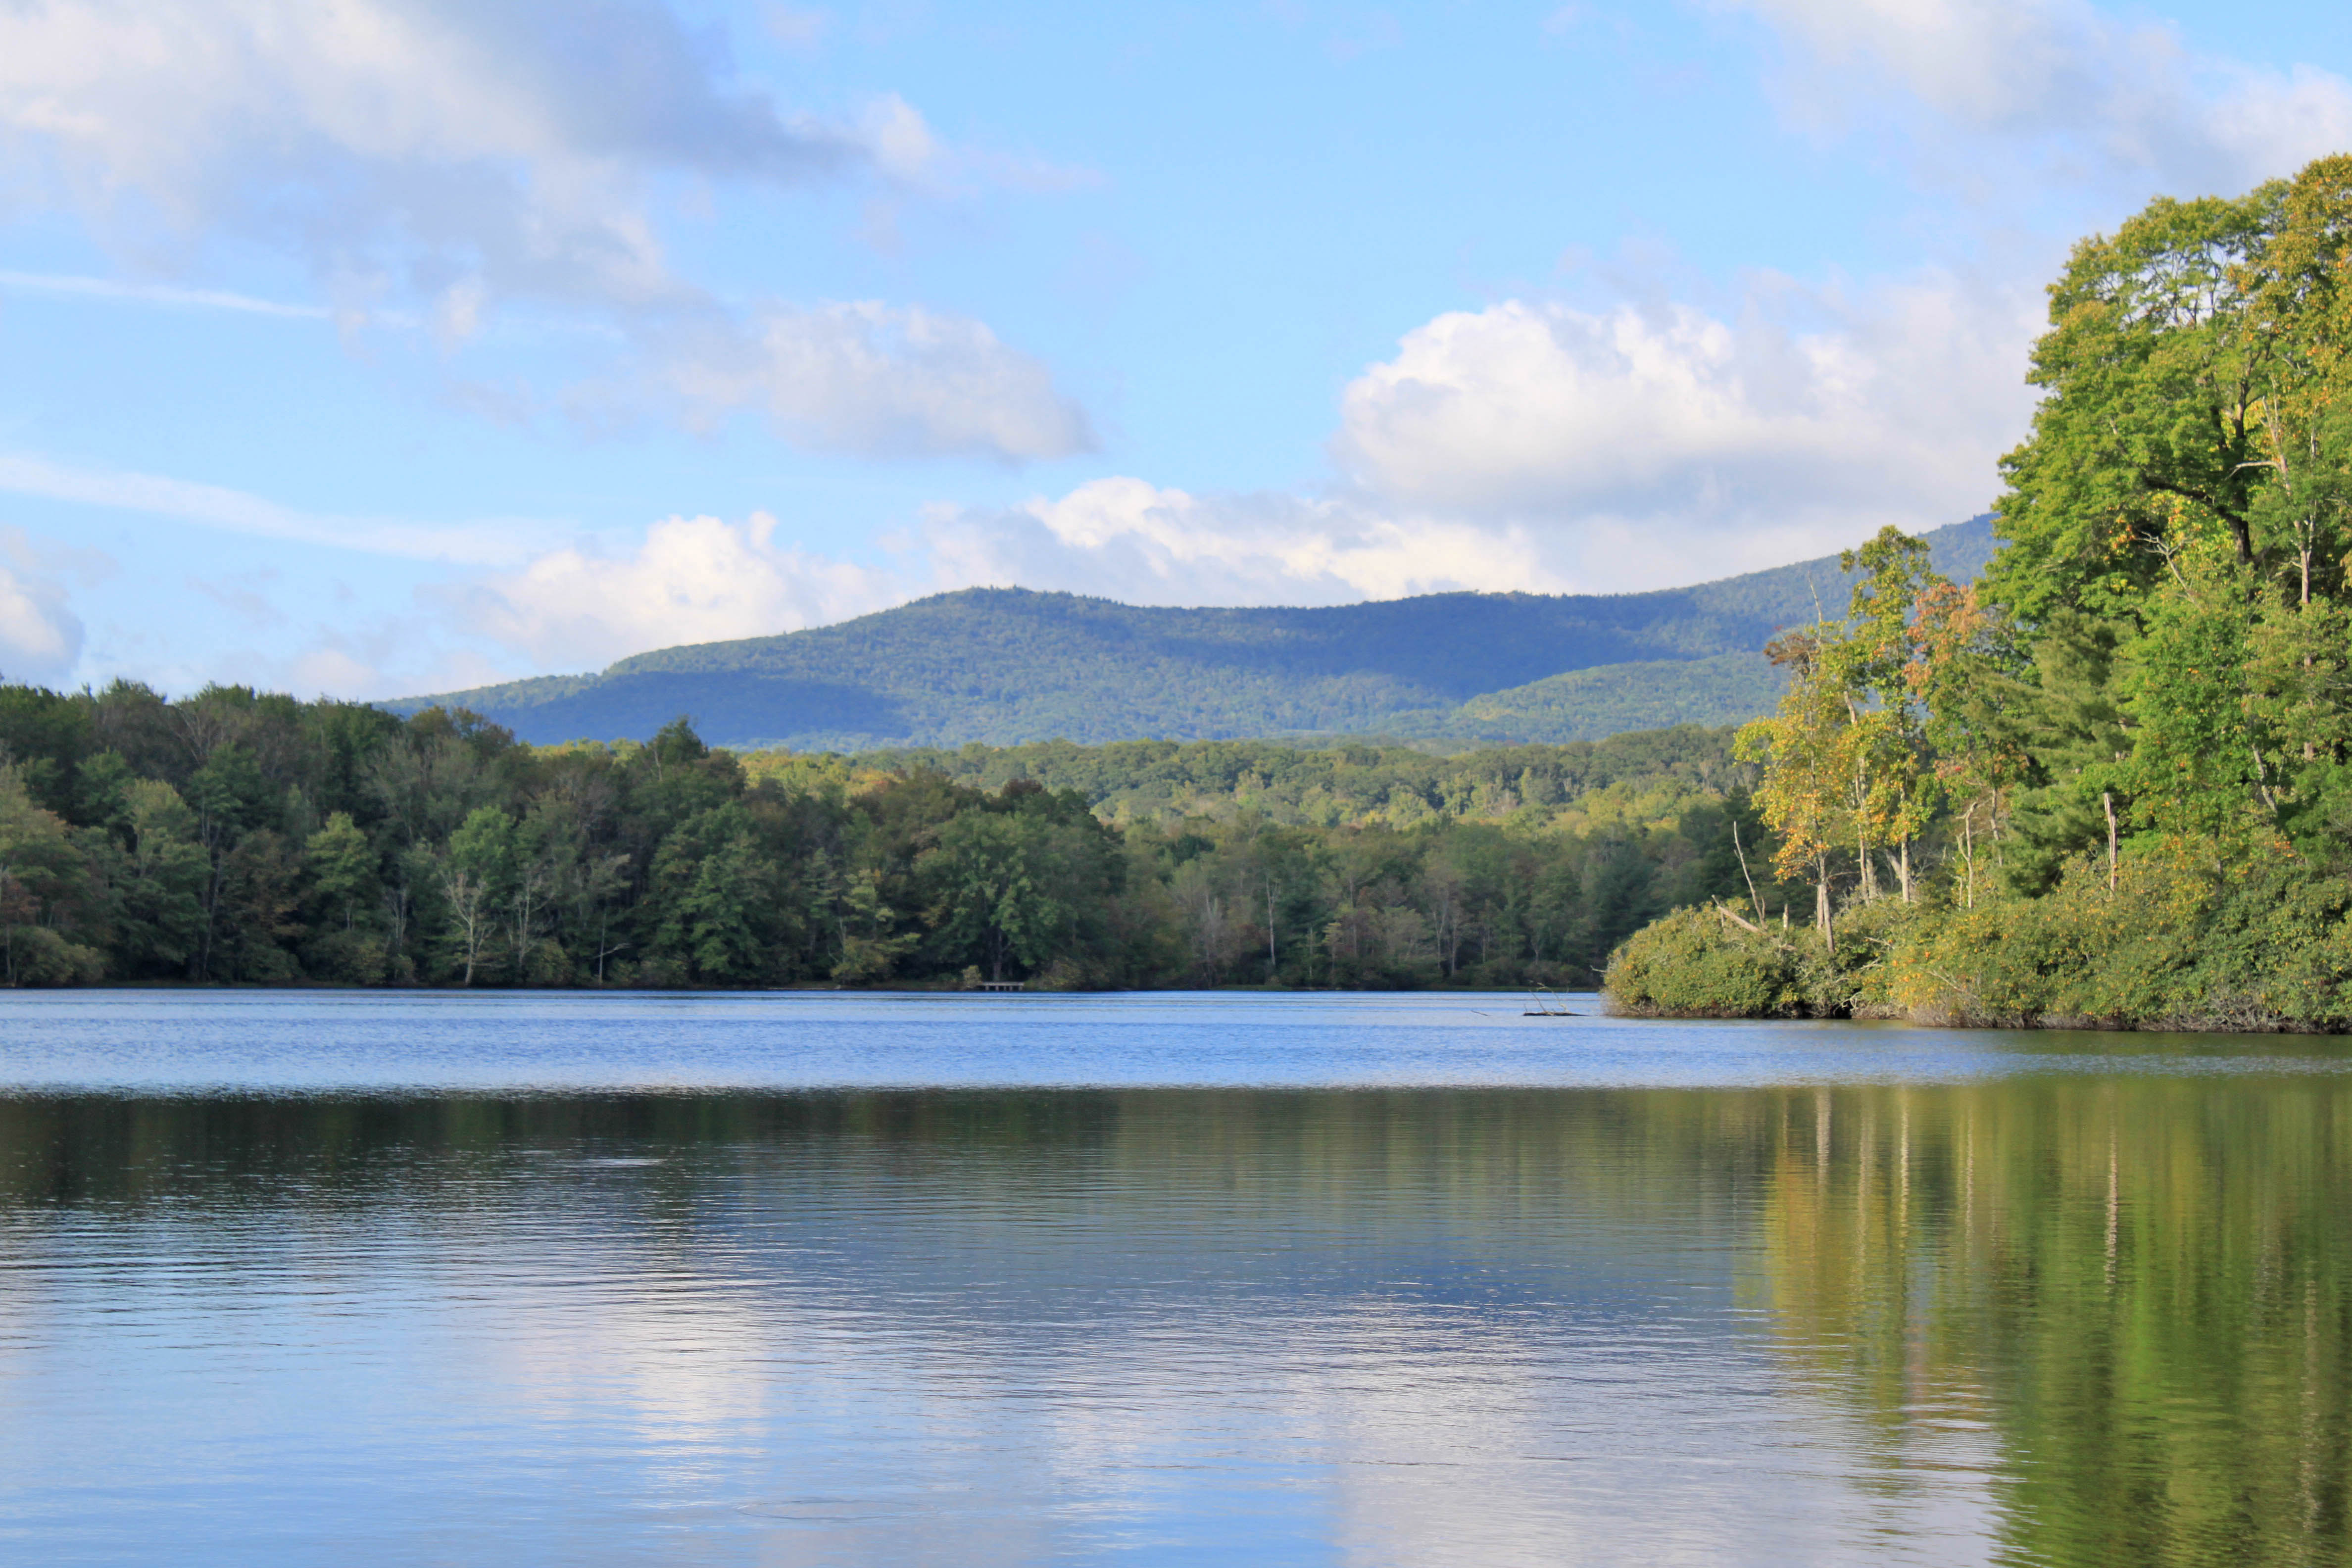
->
[2,0,2350,701]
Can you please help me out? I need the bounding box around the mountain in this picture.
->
[389,516,1996,750]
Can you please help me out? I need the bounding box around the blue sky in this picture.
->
[1,0,2348,699]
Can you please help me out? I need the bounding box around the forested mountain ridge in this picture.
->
[392,517,1995,750]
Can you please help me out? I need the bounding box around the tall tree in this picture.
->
[1737,630,1854,946]
[439,806,513,985]
[1988,185,2284,624]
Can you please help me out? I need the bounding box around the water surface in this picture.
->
[1,991,2346,1566]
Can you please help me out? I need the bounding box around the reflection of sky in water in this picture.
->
[0,989,2347,1094]
[0,1119,2005,1566]
[0,993,2340,1565]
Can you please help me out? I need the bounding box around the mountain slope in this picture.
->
[391,516,1995,749]
[1393,653,1790,745]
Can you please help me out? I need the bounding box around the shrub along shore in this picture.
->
[1606,156,2352,1033]
[1605,852,2352,1031]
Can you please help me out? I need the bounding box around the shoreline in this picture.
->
[12,975,2351,1033]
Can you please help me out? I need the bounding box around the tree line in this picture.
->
[0,679,1762,989]
[828,726,1750,831]
[1610,155,2352,1029]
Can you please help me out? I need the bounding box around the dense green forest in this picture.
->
[0,679,1759,989]
[820,725,1747,829]
[391,519,1992,751]
[1608,155,2352,1030]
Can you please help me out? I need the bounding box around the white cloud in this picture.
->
[427,266,2041,680]
[454,512,899,670]
[0,269,329,318]
[0,451,571,565]
[1330,272,2038,564]
[921,478,1556,605]
[285,644,383,699]
[662,301,1095,461]
[105,605,520,703]
[0,569,79,683]
[0,0,871,314]
[861,94,945,187]
[276,611,518,703]
[447,263,2042,673]
[790,271,2042,619]
[1736,0,2107,129]
[1727,0,2352,194]
[0,3,1093,463]
[440,486,1563,679]
[0,527,103,685]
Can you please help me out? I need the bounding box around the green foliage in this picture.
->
[97,778,208,976]
[0,679,1779,991]
[1608,155,2352,1031]
[835,724,1752,831]
[0,684,92,814]
[1887,852,2352,1030]
[920,804,1085,982]
[304,812,375,930]
[1604,905,1808,1018]
[647,803,782,983]
[1747,1078,2352,1565]
[0,763,102,984]
[1397,653,1789,745]
[2004,612,2134,893]
[1986,183,2282,621]
[1605,891,1922,1019]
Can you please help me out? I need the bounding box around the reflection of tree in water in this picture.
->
[1752,1081,2352,1565]
[4,1082,2346,1559]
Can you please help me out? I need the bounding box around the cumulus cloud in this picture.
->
[661,302,1095,460]
[0,528,104,685]
[454,512,900,669]
[1330,272,2039,568]
[921,478,1556,605]
[0,571,80,683]
[1727,0,2352,195]
[794,270,2044,615]
[423,264,2046,679]
[272,616,516,703]
[450,260,2045,672]
[439,484,1570,678]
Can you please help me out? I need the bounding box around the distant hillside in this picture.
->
[392,516,1996,749]
[822,725,1753,830]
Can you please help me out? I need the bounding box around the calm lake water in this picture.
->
[2,992,2348,1566]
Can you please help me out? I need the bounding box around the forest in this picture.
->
[1608,154,2352,1030]
[0,680,1759,989]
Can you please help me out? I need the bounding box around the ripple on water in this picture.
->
[0,993,2342,1566]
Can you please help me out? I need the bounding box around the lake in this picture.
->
[2,991,2347,1566]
